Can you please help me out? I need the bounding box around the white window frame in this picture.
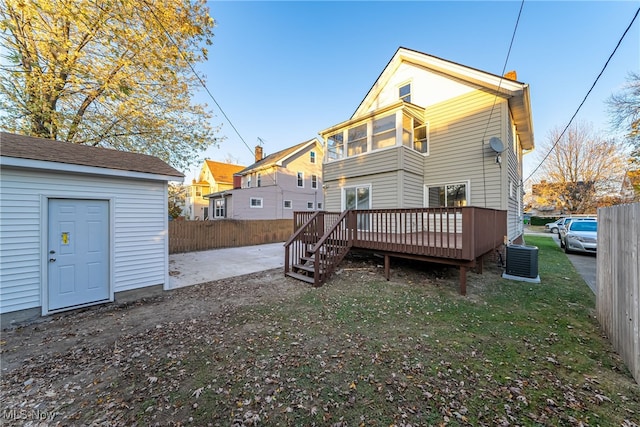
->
[214,198,225,218]
[423,181,470,208]
[317,202,323,210]
[399,81,411,103]
[341,183,372,211]
[413,121,430,155]
[307,201,314,210]
[311,174,318,189]
[283,200,292,209]
[310,151,316,164]
[250,197,263,208]
[257,173,262,187]
[297,171,304,188]
[246,177,251,188]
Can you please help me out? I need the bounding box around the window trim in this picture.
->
[283,200,292,209]
[413,121,430,156]
[257,173,262,188]
[341,183,372,212]
[398,81,412,103]
[297,171,304,188]
[324,103,427,162]
[311,174,318,189]
[310,151,316,164]
[307,201,314,210]
[214,198,226,218]
[250,197,263,208]
[423,181,470,208]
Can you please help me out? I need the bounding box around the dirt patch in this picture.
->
[0,254,480,426]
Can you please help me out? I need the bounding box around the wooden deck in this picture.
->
[285,207,507,295]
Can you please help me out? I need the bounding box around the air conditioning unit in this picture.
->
[504,244,539,282]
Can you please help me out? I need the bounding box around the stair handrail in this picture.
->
[308,209,351,254]
[284,211,322,247]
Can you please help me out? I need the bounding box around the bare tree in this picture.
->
[608,72,640,163]
[532,121,628,214]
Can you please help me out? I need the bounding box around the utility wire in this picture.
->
[142,1,254,158]
[524,6,640,184]
[481,0,525,207]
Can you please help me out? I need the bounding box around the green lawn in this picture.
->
[142,235,640,426]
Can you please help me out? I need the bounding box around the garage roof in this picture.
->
[1,132,183,178]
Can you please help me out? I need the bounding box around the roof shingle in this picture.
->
[0,132,183,178]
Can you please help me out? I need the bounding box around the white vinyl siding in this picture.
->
[0,167,169,315]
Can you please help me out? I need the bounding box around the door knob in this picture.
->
[49,258,56,263]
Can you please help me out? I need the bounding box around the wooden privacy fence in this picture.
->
[597,202,639,384]
[169,219,293,254]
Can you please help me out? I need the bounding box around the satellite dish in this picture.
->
[489,137,505,153]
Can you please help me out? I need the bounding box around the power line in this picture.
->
[481,0,525,207]
[524,6,640,184]
[141,1,254,158]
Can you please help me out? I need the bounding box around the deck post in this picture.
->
[384,254,390,281]
[459,266,467,296]
[284,245,290,274]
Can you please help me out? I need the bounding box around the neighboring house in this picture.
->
[206,139,323,220]
[319,47,534,243]
[621,169,640,202]
[0,132,183,327]
[185,160,245,220]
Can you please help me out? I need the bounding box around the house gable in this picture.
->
[351,47,533,151]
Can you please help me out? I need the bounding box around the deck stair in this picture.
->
[284,211,353,286]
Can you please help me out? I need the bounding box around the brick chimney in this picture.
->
[255,145,263,163]
[503,70,518,81]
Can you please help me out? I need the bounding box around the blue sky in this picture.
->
[186,1,639,182]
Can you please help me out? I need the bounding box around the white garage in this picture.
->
[0,132,184,327]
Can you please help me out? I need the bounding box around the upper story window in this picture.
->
[257,173,262,187]
[325,107,429,162]
[297,172,304,187]
[246,177,251,188]
[327,133,344,161]
[372,114,396,150]
[399,83,411,103]
[347,123,367,156]
[310,151,316,163]
[413,121,429,154]
[311,174,318,189]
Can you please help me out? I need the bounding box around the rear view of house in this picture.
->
[0,132,183,327]
[285,47,534,292]
[320,47,534,243]
[206,139,324,220]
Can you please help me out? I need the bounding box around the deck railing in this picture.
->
[286,207,507,289]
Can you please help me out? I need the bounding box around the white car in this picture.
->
[559,217,596,247]
[562,219,598,254]
[544,218,565,234]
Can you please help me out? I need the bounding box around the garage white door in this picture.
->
[48,199,109,311]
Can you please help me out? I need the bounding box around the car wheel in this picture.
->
[551,227,558,234]
[564,244,571,254]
